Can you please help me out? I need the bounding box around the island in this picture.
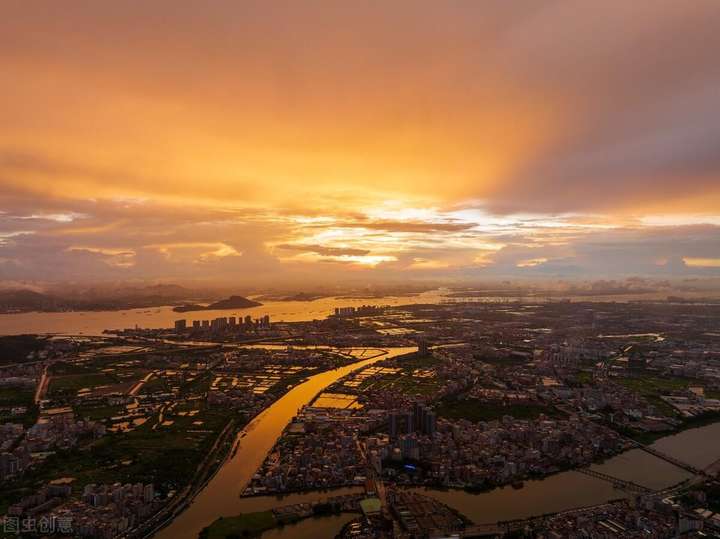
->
[172,295,262,313]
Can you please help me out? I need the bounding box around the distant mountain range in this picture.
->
[0,286,260,314]
[254,292,329,302]
[172,295,262,313]
[0,290,65,313]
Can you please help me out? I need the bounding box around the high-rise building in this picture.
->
[424,411,437,436]
[389,412,399,439]
[404,411,414,434]
[401,436,419,460]
[192,320,201,330]
[174,319,186,332]
[143,484,154,503]
[413,402,425,433]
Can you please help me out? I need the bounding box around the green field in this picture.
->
[362,352,442,396]
[616,375,699,395]
[142,376,172,394]
[474,354,529,366]
[391,374,440,396]
[399,352,441,369]
[49,361,96,376]
[48,373,119,396]
[74,404,126,421]
[200,511,277,539]
[0,387,38,427]
[615,375,705,418]
[0,400,235,510]
[0,387,34,406]
[0,335,48,365]
[436,397,561,423]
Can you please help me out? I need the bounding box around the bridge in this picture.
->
[634,444,704,476]
[704,456,720,477]
[575,468,652,493]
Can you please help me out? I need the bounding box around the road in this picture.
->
[34,364,49,404]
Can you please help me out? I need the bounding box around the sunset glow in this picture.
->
[1,1,719,284]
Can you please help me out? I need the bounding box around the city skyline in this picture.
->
[2,1,720,285]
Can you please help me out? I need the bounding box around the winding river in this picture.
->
[154,347,416,539]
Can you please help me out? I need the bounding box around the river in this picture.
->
[412,423,720,525]
[185,423,720,539]
[1,288,706,336]
[154,347,416,539]
[0,292,448,336]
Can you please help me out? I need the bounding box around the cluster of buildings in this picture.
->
[24,407,105,450]
[662,387,720,418]
[337,488,470,539]
[110,314,275,341]
[38,482,161,538]
[4,481,162,539]
[249,385,626,496]
[389,402,437,439]
[0,444,31,481]
[529,494,707,538]
[373,415,626,488]
[6,482,73,517]
[1,407,105,482]
[247,415,367,494]
[0,421,24,450]
[333,305,382,317]
[174,314,271,334]
[386,490,466,537]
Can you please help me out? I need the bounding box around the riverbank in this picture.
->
[619,410,720,445]
[200,493,364,539]
[127,351,385,539]
[254,421,720,539]
[153,347,415,539]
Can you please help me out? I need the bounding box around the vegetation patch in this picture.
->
[199,511,277,539]
[436,397,562,423]
[0,387,34,406]
[48,373,119,396]
[75,404,126,421]
[0,335,48,365]
[616,375,699,395]
[615,375,707,418]
[399,352,440,370]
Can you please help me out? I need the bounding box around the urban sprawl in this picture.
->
[2,298,720,538]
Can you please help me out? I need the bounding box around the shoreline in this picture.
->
[227,418,720,533]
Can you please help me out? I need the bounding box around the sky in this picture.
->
[1,1,720,286]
